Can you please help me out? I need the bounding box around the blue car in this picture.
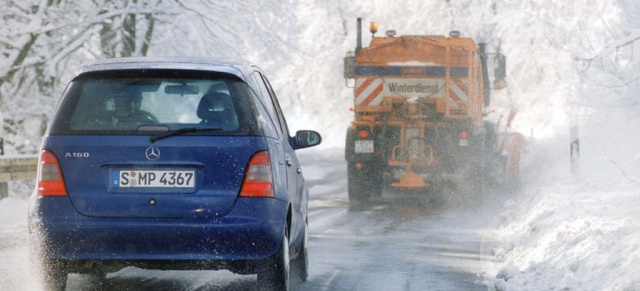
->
[28,57,321,290]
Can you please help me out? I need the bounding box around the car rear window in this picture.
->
[49,69,262,136]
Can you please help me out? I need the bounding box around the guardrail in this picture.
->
[0,156,38,182]
[0,156,38,199]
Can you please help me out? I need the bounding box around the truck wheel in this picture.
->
[258,226,290,290]
[346,127,369,206]
[347,163,372,206]
[346,126,382,207]
[345,127,355,161]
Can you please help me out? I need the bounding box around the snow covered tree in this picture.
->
[0,0,169,153]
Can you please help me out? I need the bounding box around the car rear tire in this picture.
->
[84,270,108,289]
[292,218,309,282]
[43,261,68,291]
[258,227,290,290]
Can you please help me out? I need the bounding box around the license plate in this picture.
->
[113,170,195,188]
[355,140,374,153]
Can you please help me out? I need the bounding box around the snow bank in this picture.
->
[0,197,27,230]
[488,15,640,290]
[489,121,640,290]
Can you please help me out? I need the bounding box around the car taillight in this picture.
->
[239,151,274,198]
[37,150,68,197]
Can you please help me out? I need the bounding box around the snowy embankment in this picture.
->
[490,143,640,289]
[0,196,28,232]
[488,71,640,289]
[482,2,640,288]
[0,181,31,230]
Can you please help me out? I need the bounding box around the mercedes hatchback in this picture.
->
[28,57,321,290]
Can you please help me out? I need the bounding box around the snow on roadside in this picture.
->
[490,171,640,290]
[0,196,28,231]
[487,76,640,290]
[0,196,35,291]
[483,2,640,289]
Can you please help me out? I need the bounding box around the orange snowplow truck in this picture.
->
[344,18,522,205]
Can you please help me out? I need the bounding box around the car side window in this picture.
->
[247,87,278,139]
[252,72,281,135]
[257,72,291,138]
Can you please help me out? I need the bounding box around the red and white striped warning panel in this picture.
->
[355,77,384,106]
[355,78,445,106]
[448,79,469,108]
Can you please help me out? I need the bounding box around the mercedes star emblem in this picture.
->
[145,146,160,161]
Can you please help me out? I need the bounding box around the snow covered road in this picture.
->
[298,148,502,290]
[0,147,509,290]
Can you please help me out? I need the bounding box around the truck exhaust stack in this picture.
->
[356,18,362,53]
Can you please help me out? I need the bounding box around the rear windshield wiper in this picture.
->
[150,127,223,143]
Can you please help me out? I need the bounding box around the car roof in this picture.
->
[78,57,256,80]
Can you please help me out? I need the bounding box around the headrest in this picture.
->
[197,92,231,121]
[207,82,229,94]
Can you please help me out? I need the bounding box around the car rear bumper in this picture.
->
[28,196,287,262]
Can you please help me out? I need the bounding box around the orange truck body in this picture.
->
[344,19,521,205]
[351,35,485,122]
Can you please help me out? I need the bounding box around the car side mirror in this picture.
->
[292,130,322,149]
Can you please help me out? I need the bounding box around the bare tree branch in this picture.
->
[595,76,640,88]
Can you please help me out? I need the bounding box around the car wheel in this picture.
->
[258,227,290,290]
[85,270,108,289]
[292,218,309,282]
[43,261,68,291]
